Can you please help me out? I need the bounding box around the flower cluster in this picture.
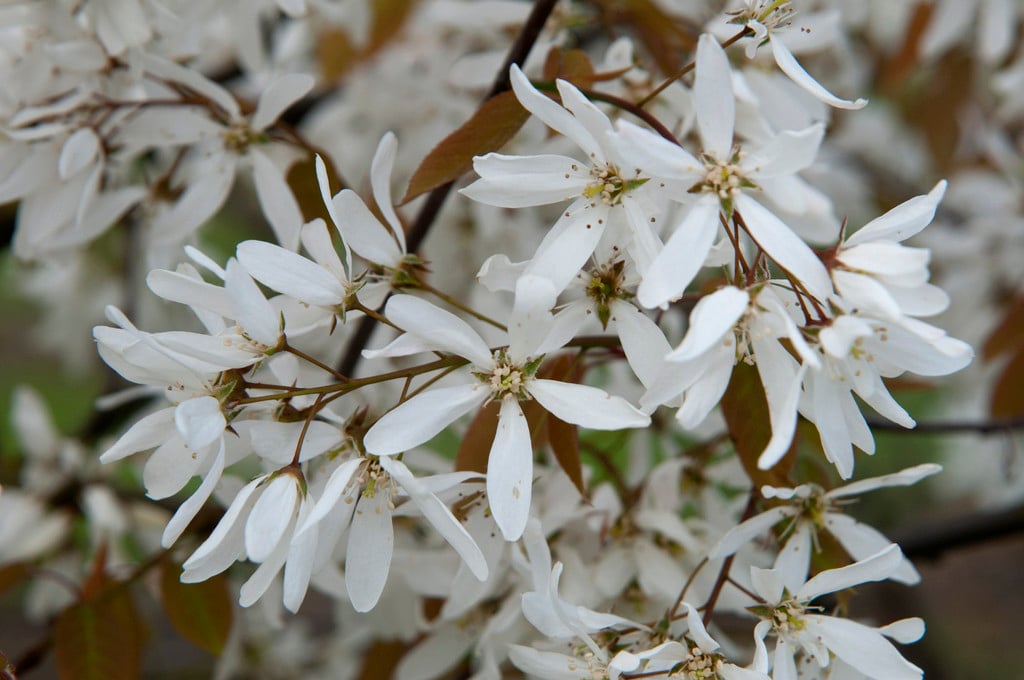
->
[3,1,1018,678]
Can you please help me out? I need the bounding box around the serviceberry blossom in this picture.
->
[363,280,649,540]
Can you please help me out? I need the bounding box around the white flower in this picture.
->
[830,181,950,321]
[749,545,923,680]
[180,469,320,613]
[723,2,868,110]
[295,454,488,612]
[461,64,669,292]
[615,34,832,309]
[362,278,649,541]
[711,464,943,591]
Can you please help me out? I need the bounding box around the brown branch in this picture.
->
[869,417,1024,435]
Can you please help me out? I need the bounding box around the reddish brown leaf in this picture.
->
[54,588,144,680]
[79,543,108,601]
[547,415,585,496]
[0,563,30,599]
[356,640,408,680]
[287,150,347,225]
[456,401,500,474]
[316,28,357,84]
[991,346,1024,419]
[368,0,418,53]
[720,362,796,489]
[543,47,597,90]
[401,91,529,203]
[983,295,1024,361]
[160,560,233,655]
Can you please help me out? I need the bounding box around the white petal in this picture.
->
[830,463,942,499]
[461,153,589,208]
[334,189,402,266]
[749,566,785,603]
[734,194,832,303]
[250,149,303,251]
[770,35,867,110]
[743,124,824,178]
[174,396,225,451]
[236,239,344,306]
[880,617,925,644]
[667,285,748,362]
[710,506,795,558]
[363,383,487,456]
[775,522,813,593]
[522,201,608,294]
[797,544,903,601]
[846,181,946,245]
[369,131,406,251]
[59,128,100,179]
[246,474,300,562]
[298,458,363,534]
[161,444,225,547]
[99,407,174,463]
[147,268,234,320]
[682,603,720,652]
[510,64,603,162]
[695,33,736,158]
[608,121,702,184]
[609,301,673,388]
[282,502,317,612]
[300,217,349,282]
[225,259,280,347]
[183,477,262,573]
[486,398,533,541]
[383,295,493,366]
[753,335,806,471]
[824,514,920,585]
[802,615,922,680]
[380,456,488,580]
[508,646,591,680]
[252,73,314,131]
[346,490,395,612]
[530,379,649,430]
[637,196,720,309]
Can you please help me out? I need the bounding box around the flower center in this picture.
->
[583,163,648,205]
[670,646,725,679]
[770,599,807,634]
[694,148,756,208]
[729,0,795,30]
[586,259,631,328]
[477,350,537,400]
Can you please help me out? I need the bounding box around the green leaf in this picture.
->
[401,91,529,203]
[160,560,233,655]
[54,589,144,680]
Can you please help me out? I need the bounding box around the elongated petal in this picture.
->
[298,458,363,534]
[637,196,720,309]
[530,379,649,430]
[880,617,925,644]
[246,474,300,562]
[59,127,100,179]
[147,268,234,320]
[225,259,280,347]
[381,456,487,580]
[846,181,946,245]
[461,153,589,207]
[252,73,314,131]
[182,476,262,577]
[798,544,903,600]
[100,406,174,462]
[383,295,493,366]
[250,148,303,251]
[174,396,225,451]
[608,121,702,184]
[668,285,748,362]
[282,502,317,612]
[695,33,735,158]
[825,513,920,584]
[369,132,406,250]
[609,301,673,389]
[829,463,942,499]
[710,506,795,558]
[346,490,394,612]
[753,334,806,470]
[770,35,867,110]
[743,124,824,178]
[510,64,603,162]
[334,189,402,266]
[364,383,487,456]
[162,444,225,547]
[508,646,591,680]
[237,239,344,306]
[523,201,608,294]
[487,398,533,541]
[735,194,832,303]
[803,615,922,679]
